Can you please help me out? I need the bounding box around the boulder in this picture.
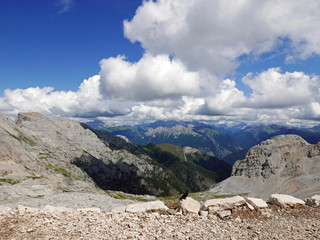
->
[203,196,246,209]
[180,197,200,214]
[269,194,305,208]
[246,197,268,210]
[125,200,168,213]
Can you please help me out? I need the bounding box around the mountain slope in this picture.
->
[141,143,232,192]
[0,112,231,200]
[211,135,320,199]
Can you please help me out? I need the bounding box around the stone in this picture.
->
[246,197,268,210]
[18,205,40,215]
[125,200,168,213]
[246,202,255,211]
[180,197,200,214]
[111,206,126,213]
[203,196,246,209]
[217,210,231,219]
[269,194,305,208]
[199,210,208,218]
[312,195,320,201]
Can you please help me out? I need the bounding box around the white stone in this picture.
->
[312,195,320,201]
[203,196,246,209]
[199,210,208,217]
[269,194,305,208]
[180,197,200,214]
[125,200,168,213]
[246,202,255,211]
[246,197,268,210]
[111,206,126,213]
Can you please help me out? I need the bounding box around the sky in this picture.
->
[1,0,320,126]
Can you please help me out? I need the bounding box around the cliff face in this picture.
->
[211,135,320,199]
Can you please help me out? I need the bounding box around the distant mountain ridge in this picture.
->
[92,120,242,159]
[89,120,320,164]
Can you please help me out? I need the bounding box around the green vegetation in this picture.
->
[0,178,21,185]
[105,190,157,202]
[45,163,80,180]
[6,130,36,146]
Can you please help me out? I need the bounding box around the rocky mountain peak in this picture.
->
[212,134,320,199]
[232,135,310,179]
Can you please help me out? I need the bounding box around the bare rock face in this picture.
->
[211,135,320,199]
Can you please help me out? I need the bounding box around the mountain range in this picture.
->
[89,120,320,165]
[0,112,230,200]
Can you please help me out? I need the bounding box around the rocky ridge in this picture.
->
[211,135,320,199]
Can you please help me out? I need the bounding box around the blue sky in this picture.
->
[1,0,320,126]
[0,0,142,91]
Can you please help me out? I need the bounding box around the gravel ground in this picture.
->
[1,206,320,239]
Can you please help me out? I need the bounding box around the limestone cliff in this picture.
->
[211,135,320,199]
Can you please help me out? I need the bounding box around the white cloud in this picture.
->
[243,68,318,108]
[0,76,130,118]
[99,53,204,101]
[124,0,320,73]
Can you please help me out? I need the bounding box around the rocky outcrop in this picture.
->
[211,135,320,199]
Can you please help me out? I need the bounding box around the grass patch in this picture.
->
[0,178,21,185]
[6,130,36,146]
[105,190,157,202]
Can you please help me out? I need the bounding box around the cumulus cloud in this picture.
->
[99,54,204,101]
[124,0,320,73]
[0,76,130,118]
[243,68,318,108]
[195,79,246,115]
